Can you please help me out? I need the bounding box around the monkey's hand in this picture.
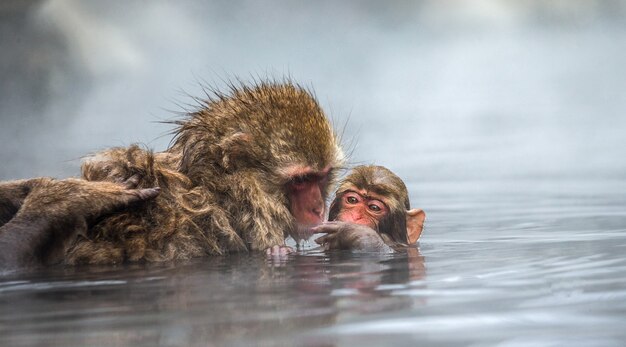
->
[313,221,394,253]
[264,245,294,268]
[0,178,160,268]
[265,245,294,256]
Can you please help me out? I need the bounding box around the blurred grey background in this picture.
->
[1,0,625,185]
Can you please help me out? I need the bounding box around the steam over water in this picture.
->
[1,1,626,346]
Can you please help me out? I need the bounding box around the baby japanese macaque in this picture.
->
[314,165,425,252]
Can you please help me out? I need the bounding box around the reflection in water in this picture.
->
[0,250,426,346]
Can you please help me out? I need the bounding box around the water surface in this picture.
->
[2,178,625,346]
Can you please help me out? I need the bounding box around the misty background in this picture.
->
[4,3,626,345]
[1,0,625,190]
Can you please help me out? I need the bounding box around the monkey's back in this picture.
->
[66,145,246,264]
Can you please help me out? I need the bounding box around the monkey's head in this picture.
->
[172,81,344,243]
[328,165,425,245]
[252,83,344,232]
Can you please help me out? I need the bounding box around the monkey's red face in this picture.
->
[285,166,333,226]
[335,190,389,229]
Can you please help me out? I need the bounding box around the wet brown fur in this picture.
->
[64,81,344,264]
[0,178,160,267]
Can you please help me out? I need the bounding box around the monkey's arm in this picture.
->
[0,178,160,269]
[0,214,65,267]
[313,221,395,253]
[81,145,178,189]
[0,180,38,226]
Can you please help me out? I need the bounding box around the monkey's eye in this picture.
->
[368,204,382,212]
[367,200,386,213]
[292,174,313,186]
[346,196,358,204]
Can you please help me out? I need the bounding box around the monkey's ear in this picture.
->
[406,209,426,244]
[219,132,254,168]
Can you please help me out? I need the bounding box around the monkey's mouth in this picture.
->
[290,224,320,241]
[335,212,371,226]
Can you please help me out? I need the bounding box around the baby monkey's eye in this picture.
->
[346,196,358,204]
[368,204,381,212]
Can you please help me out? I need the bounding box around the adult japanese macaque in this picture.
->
[0,81,344,267]
[314,165,425,252]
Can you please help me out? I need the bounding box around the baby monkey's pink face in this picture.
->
[334,189,390,229]
[324,165,426,246]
